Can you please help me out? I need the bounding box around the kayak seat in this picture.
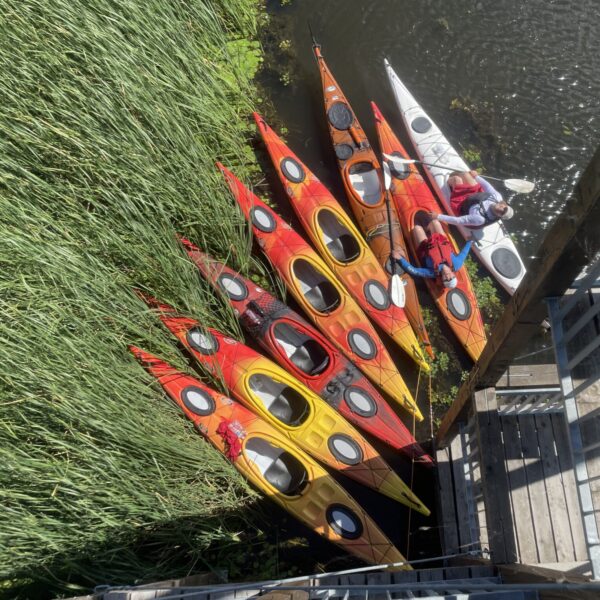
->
[291,339,330,375]
[268,386,310,426]
[305,281,341,314]
[264,451,308,496]
[348,162,381,206]
[327,234,360,263]
[273,323,330,375]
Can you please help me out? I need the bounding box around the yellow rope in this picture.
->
[406,367,422,559]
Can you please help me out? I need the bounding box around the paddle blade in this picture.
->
[504,178,535,194]
[390,274,406,308]
[382,161,392,191]
[383,153,415,167]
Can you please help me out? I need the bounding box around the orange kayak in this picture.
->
[312,42,432,360]
[254,112,429,372]
[129,346,411,565]
[372,102,487,361]
[138,294,430,514]
[180,240,433,466]
[218,163,424,421]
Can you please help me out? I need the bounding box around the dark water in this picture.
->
[261,0,600,260]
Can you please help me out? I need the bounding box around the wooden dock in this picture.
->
[436,386,596,574]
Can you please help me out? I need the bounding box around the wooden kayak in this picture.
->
[372,102,487,361]
[254,112,429,373]
[180,239,434,466]
[138,295,430,514]
[218,162,423,422]
[384,59,526,294]
[311,42,432,359]
[129,346,411,566]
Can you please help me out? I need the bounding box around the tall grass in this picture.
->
[0,0,269,595]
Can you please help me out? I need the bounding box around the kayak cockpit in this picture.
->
[348,162,381,206]
[317,209,360,263]
[248,373,310,426]
[273,323,330,376]
[244,437,308,496]
[292,259,341,314]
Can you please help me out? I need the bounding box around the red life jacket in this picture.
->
[449,182,484,214]
[425,233,454,272]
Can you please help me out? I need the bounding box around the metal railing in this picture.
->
[546,257,600,580]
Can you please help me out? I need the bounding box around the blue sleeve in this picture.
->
[452,241,472,271]
[397,257,436,279]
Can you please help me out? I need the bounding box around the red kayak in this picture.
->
[180,238,433,465]
[372,102,487,362]
[137,294,430,512]
[217,163,423,422]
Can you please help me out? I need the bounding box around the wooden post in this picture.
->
[437,145,600,445]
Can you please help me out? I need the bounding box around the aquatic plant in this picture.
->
[0,0,271,595]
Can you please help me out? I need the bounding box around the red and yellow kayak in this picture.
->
[138,295,429,514]
[130,346,411,566]
[312,43,432,359]
[180,239,433,466]
[372,102,487,361]
[254,112,429,373]
[218,163,423,421]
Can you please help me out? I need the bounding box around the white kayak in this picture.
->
[384,59,526,295]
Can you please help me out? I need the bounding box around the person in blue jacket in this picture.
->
[391,211,471,290]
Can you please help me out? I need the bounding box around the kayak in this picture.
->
[311,43,432,359]
[138,295,430,514]
[254,112,429,373]
[180,239,434,466]
[218,163,423,421]
[384,59,526,294]
[372,102,487,362]
[129,347,410,566]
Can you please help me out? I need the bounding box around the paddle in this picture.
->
[382,160,406,308]
[383,153,535,194]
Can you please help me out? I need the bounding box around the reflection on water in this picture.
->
[261,0,600,259]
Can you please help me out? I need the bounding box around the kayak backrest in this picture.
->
[292,259,341,314]
[348,162,381,206]
[317,209,360,263]
[244,437,308,496]
[273,322,330,376]
[248,374,310,426]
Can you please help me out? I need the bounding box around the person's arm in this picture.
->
[397,256,436,279]
[475,176,503,201]
[452,240,472,271]
[437,212,486,227]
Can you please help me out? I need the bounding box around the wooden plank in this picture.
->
[535,412,576,561]
[516,414,558,563]
[497,364,559,388]
[434,446,459,554]
[473,388,518,564]
[550,413,588,560]
[437,145,600,445]
[500,415,539,563]
[450,434,475,550]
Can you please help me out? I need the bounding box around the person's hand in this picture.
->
[469,170,479,178]
[391,249,402,260]
[429,211,439,220]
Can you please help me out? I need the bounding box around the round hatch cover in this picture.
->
[327,102,354,130]
[491,247,523,280]
[411,116,432,134]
